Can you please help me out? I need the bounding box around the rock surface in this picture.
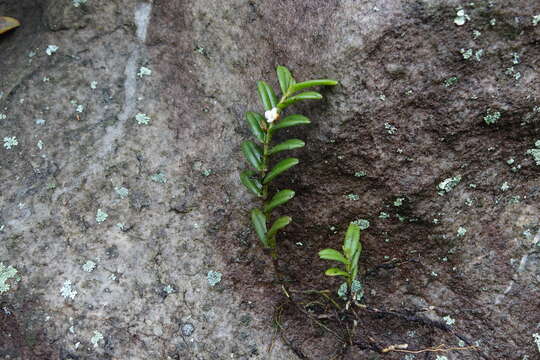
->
[1,0,539,359]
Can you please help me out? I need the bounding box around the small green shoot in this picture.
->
[319,223,363,301]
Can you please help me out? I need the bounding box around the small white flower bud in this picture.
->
[264,107,280,123]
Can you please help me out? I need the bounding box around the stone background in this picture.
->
[1,0,539,359]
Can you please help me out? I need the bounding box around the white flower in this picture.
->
[264,107,280,123]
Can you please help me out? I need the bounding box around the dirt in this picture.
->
[1,0,539,359]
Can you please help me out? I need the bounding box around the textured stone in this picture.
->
[0,0,539,359]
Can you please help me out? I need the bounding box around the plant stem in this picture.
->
[261,124,273,201]
[262,95,289,263]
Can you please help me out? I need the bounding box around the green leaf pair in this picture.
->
[319,223,362,294]
[276,65,338,111]
[251,209,291,248]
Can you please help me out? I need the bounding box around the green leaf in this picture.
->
[240,170,262,197]
[264,189,295,213]
[269,139,305,155]
[263,157,299,184]
[251,209,268,246]
[278,91,322,109]
[271,114,311,131]
[277,66,294,95]
[242,141,263,171]
[319,249,349,265]
[246,112,265,143]
[257,81,278,110]
[290,79,338,93]
[324,268,349,277]
[343,223,360,260]
[266,216,291,239]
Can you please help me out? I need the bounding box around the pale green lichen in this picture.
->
[45,45,58,56]
[460,48,473,60]
[72,0,87,7]
[489,18,496,26]
[533,333,540,353]
[150,172,167,184]
[527,140,540,165]
[509,195,521,204]
[435,356,448,360]
[505,66,521,81]
[393,197,404,207]
[90,331,103,347]
[484,110,501,125]
[82,260,96,272]
[135,113,151,125]
[500,182,510,191]
[0,113,6,120]
[137,66,152,78]
[438,175,461,194]
[474,49,484,62]
[351,279,364,301]
[379,212,390,219]
[472,29,481,39]
[60,280,77,299]
[354,171,367,177]
[163,284,175,294]
[384,122,397,134]
[37,140,43,150]
[3,136,18,149]
[533,15,540,26]
[337,282,348,298]
[457,227,467,237]
[0,263,18,293]
[90,81,98,89]
[352,219,370,230]
[207,270,222,286]
[443,315,455,326]
[511,52,521,65]
[345,193,359,201]
[96,209,108,223]
[115,186,129,199]
[444,76,458,87]
[454,9,469,26]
